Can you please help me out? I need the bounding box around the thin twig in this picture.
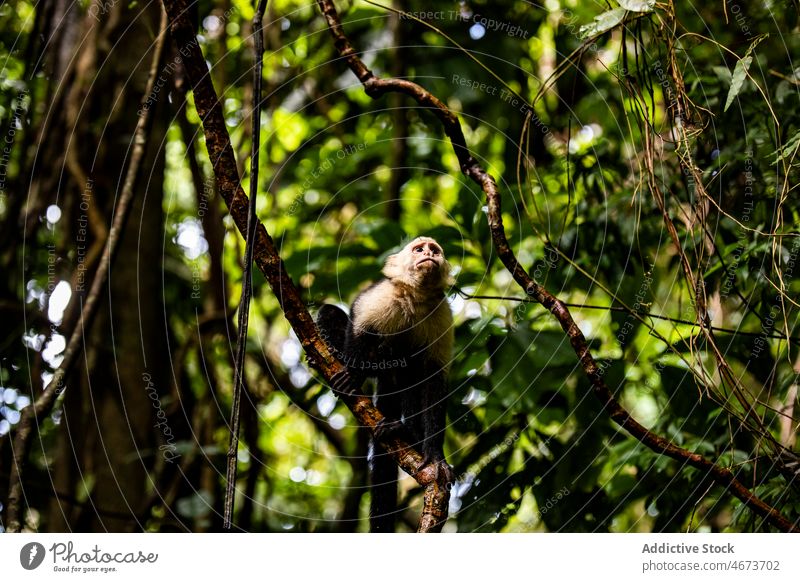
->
[456,290,800,343]
[222,0,269,532]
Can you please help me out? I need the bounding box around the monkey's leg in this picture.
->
[406,368,455,483]
[370,376,402,533]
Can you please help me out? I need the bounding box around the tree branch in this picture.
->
[314,0,799,533]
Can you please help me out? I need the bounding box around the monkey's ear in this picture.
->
[382,250,403,280]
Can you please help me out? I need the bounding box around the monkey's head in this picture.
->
[382,236,452,290]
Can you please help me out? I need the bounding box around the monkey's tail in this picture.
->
[369,439,398,533]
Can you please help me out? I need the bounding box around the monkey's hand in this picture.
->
[373,418,404,442]
[329,369,362,397]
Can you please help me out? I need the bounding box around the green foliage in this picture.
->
[579,8,626,38]
[3,0,800,533]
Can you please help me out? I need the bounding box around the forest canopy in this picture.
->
[0,0,799,533]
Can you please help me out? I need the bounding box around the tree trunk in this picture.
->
[46,1,168,532]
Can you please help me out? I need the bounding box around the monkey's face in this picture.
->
[410,239,445,273]
[383,236,452,289]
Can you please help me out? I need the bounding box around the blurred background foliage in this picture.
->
[1,0,799,532]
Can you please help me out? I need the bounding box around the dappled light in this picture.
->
[0,0,798,548]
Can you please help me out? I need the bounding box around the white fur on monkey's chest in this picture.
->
[353,280,454,366]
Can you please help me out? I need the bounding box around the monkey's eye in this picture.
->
[414,246,423,253]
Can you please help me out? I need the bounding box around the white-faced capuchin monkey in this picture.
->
[316,236,454,532]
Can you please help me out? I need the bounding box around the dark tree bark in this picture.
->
[44,2,169,532]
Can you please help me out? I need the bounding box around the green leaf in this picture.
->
[771,129,800,166]
[724,36,766,112]
[618,0,655,12]
[452,442,521,532]
[580,8,626,38]
[724,55,753,112]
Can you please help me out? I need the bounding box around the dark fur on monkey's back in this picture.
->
[316,237,454,532]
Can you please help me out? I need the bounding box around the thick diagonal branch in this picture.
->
[315,0,798,533]
[161,0,449,533]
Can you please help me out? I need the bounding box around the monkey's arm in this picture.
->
[317,304,363,397]
[331,321,383,397]
[328,330,371,397]
[316,304,348,357]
